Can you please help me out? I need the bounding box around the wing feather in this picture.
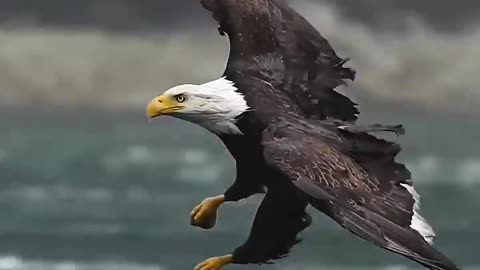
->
[261,120,459,270]
[201,0,358,121]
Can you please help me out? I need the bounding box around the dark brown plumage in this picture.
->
[261,120,457,270]
[202,0,358,123]
[189,0,461,269]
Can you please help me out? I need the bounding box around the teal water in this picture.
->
[0,108,478,270]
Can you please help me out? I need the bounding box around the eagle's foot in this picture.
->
[194,255,233,270]
[190,195,225,229]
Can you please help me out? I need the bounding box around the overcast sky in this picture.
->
[0,0,479,32]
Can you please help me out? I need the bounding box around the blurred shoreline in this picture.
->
[0,1,479,113]
[0,0,478,32]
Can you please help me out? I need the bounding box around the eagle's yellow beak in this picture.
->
[146,95,183,118]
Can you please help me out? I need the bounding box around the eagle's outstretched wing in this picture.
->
[260,119,459,270]
[201,0,358,121]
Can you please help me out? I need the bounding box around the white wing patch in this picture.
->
[401,183,436,245]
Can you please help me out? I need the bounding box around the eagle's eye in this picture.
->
[175,94,186,103]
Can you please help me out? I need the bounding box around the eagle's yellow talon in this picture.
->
[194,255,233,270]
[190,195,225,229]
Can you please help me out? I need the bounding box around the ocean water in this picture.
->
[0,108,478,270]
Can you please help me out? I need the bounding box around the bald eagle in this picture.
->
[146,0,460,270]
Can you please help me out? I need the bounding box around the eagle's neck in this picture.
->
[199,117,246,135]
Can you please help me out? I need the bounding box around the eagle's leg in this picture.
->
[194,255,233,270]
[190,177,265,229]
[190,195,225,229]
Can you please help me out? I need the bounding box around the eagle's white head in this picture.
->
[146,77,249,135]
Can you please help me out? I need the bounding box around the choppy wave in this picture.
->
[0,255,477,270]
[0,255,165,270]
[101,146,225,184]
[406,155,480,186]
[0,1,479,112]
[3,149,480,207]
[278,264,480,270]
[4,146,479,187]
